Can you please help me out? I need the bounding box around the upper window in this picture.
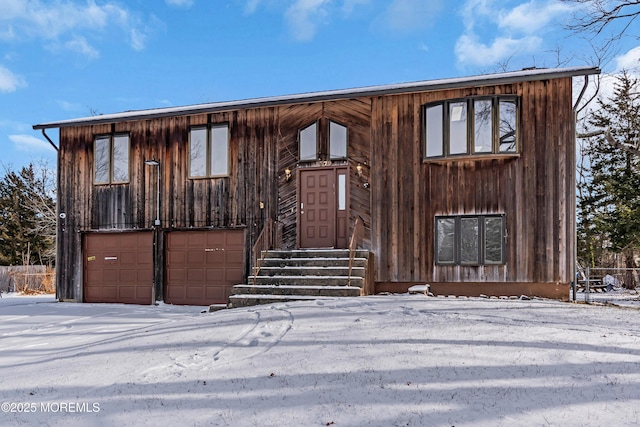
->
[298,119,348,162]
[189,124,229,178]
[299,122,318,162]
[435,214,505,266]
[329,121,347,159]
[94,133,130,185]
[425,96,518,159]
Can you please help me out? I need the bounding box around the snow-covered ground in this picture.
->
[1,292,639,427]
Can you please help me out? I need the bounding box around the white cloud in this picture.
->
[0,65,26,93]
[456,0,571,67]
[165,0,194,7]
[285,0,331,41]
[615,46,640,73]
[498,1,572,34]
[9,134,54,152]
[455,33,542,67]
[0,0,154,56]
[64,36,100,59]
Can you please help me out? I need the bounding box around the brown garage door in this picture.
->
[84,232,154,304]
[165,229,245,305]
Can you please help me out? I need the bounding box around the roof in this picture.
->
[33,66,600,130]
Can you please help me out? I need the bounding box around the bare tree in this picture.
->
[562,1,640,41]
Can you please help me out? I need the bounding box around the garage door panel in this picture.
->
[205,287,225,300]
[187,268,205,281]
[226,268,244,282]
[205,252,226,264]
[166,229,245,305]
[225,250,244,264]
[187,251,205,264]
[84,232,153,305]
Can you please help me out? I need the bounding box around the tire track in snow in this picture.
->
[141,306,294,381]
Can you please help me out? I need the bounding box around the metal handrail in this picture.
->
[347,217,365,287]
[252,218,274,286]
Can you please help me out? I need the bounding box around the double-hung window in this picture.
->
[425,96,518,159]
[435,215,505,265]
[94,133,130,184]
[189,124,229,178]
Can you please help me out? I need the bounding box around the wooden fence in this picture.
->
[0,266,56,294]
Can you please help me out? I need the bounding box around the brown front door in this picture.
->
[299,167,348,248]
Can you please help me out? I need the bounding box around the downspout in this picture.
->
[571,75,590,301]
[41,128,59,152]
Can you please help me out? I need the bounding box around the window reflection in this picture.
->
[190,127,207,177]
[299,122,317,161]
[329,121,347,159]
[474,99,492,153]
[449,102,467,155]
[426,105,443,157]
[499,100,517,153]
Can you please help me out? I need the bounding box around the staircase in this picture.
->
[228,249,371,308]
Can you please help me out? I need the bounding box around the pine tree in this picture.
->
[580,72,640,288]
[0,163,56,266]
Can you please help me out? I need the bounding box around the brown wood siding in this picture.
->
[276,99,372,249]
[55,76,575,301]
[370,78,575,285]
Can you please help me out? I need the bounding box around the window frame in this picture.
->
[423,96,519,160]
[93,132,130,185]
[328,120,348,160]
[188,123,230,179]
[434,214,506,266]
[298,121,319,162]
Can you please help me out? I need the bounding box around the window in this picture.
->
[189,124,229,178]
[435,215,505,265]
[329,121,347,159]
[299,122,318,161]
[298,119,348,162]
[424,96,519,159]
[94,133,129,184]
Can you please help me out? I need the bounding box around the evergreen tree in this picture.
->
[0,163,56,266]
[579,72,640,288]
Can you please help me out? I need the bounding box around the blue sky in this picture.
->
[1,0,639,169]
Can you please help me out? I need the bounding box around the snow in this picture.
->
[1,292,639,426]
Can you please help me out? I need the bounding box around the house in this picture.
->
[34,66,600,305]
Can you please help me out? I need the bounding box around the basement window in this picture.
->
[94,133,130,185]
[435,215,505,265]
[424,96,519,159]
[189,124,229,178]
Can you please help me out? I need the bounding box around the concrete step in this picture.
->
[228,294,333,308]
[256,266,365,277]
[260,257,368,268]
[248,275,364,287]
[262,249,370,259]
[231,284,362,297]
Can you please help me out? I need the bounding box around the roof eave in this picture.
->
[33,66,600,130]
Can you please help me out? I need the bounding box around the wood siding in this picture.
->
[370,78,575,285]
[55,76,575,301]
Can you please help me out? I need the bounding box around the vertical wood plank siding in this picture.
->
[56,76,575,300]
[370,78,574,284]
